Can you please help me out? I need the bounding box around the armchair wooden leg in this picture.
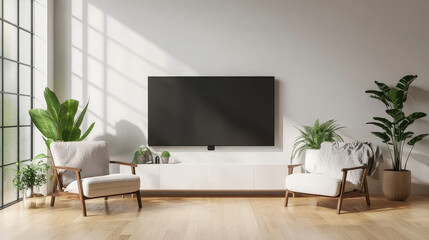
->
[75,172,87,217]
[50,175,58,207]
[50,195,56,207]
[284,190,290,207]
[80,197,87,217]
[104,196,108,200]
[336,196,343,214]
[136,190,142,209]
[364,179,371,206]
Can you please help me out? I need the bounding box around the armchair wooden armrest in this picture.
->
[341,165,367,172]
[287,164,303,175]
[110,161,137,167]
[109,161,137,174]
[340,165,369,193]
[51,165,82,172]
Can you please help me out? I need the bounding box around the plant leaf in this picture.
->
[407,134,429,146]
[58,99,79,138]
[62,127,81,141]
[79,122,95,141]
[374,81,390,93]
[366,121,391,135]
[43,87,61,123]
[386,109,405,123]
[33,153,51,160]
[29,109,59,139]
[373,117,393,128]
[387,88,404,109]
[74,100,89,128]
[396,75,417,92]
[371,132,390,143]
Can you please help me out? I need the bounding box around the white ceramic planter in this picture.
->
[304,149,320,173]
[161,157,170,164]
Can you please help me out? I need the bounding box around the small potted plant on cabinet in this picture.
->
[366,75,428,201]
[291,119,344,172]
[12,155,50,209]
[161,151,171,164]
[132,145,154,164]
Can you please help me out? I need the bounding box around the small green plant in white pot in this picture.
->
[12,154,50,209]
[161,151,171,164]
[291,119,344,172]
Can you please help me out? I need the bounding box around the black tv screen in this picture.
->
[148,76,274,147]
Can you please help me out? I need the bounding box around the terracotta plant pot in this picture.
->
[382,169,411,201]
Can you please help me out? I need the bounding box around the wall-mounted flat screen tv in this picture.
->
[148,76,274,147]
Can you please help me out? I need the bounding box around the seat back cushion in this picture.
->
[315,142,366,186]
[50,141,110,186]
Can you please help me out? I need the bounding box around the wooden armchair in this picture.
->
[50,141,142,216]
[285,164,370,214]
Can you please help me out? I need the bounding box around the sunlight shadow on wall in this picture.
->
[69,0,198,152]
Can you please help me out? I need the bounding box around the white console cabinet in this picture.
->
[120,163,288,191]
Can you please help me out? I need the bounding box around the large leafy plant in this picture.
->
[366,75,428,171]
[291,119,344,161]
[29,87,95,148]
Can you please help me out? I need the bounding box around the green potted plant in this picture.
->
[132,145,154,164]
[12,155,50,209]
[291,119,344,172]
[29,87,95,149]
[366,75,428,201]
[161,151,171,164]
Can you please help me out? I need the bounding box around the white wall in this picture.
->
[53,0,429,194]
[33,0,54,155]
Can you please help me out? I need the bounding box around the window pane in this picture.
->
[0,95,2,128]
[4,127,18,164]
[19,0,32,30]
[19,65,32,95]
[19,96,31,125]
[4,60,18,93]
[4,164,18,204]
[4,0,18,25]
[4,94,18,126]
[0,23,3,57]
[4,23,18,61]
[0,168,3,206]
[0,129,2,164]
[19,127,31,161]
[19,30,32,65]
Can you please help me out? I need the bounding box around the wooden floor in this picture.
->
[0,195,428,240]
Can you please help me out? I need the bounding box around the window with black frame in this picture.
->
[1,0,34,209]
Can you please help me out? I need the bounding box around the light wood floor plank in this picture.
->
[0,195,428,240]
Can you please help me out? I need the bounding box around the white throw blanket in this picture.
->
[316,141,383,186]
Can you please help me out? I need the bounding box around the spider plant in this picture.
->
[291,119,344,162]
[365,75,428,171]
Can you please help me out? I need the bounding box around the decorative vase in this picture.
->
[304,149,320,173]
[382,169,411,201]
[23,187,46,209]
[161,156,169,164]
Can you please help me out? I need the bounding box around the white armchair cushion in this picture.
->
[50,141,110,187]
[285,173,356,197]
[64,174,140,198]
